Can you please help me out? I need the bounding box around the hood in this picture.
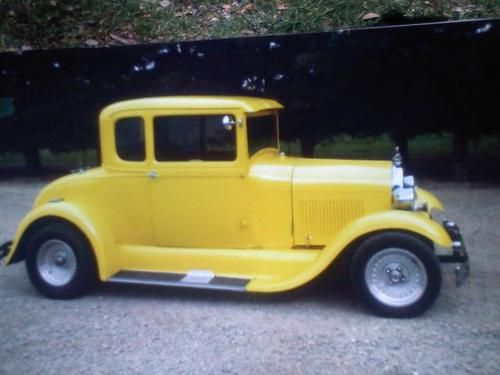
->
[293,158,392,187]
[248,152,391,187]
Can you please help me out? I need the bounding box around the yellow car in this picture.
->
[0,96,469,317]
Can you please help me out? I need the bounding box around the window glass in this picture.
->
[154,115,236,161]
[247,114,278,157]
[115,117,145,162]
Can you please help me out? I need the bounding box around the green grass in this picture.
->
[314,133,395,159]
[285,133,500,160]
[1,0,499,50]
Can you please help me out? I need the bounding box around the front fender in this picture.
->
[248,210,452,292]
[321,210,452,262]
[6,201,119,280]
[416,187,444,212]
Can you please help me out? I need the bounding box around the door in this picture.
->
[98,115,153,246]
[150,112,254,248]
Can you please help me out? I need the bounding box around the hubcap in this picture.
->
[364,248,428,307]
[36,239,77,287]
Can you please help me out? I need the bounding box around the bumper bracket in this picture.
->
[438,221,469,286]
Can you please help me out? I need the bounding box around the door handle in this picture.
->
[147,171,159,179]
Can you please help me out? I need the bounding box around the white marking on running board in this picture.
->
[181,270,215,284]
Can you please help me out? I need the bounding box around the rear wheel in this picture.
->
[25,221,98,299]
[351,232,441,318]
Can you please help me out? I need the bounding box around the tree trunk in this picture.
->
[452,131,469,181]
[23,146,41,173]
[299,137,316,158]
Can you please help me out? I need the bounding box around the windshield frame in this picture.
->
[246,110,280,158]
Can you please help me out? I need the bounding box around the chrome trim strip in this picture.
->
[181,270,215,284]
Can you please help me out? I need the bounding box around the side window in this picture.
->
[115,117,145,162]
[154,115,236,161]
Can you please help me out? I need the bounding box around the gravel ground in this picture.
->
[0,178,499,374]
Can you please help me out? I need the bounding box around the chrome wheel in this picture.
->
[364,247,428,308]
[36,239,77,287]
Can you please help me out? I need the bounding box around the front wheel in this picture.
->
[351,232,441,318]
[25,221,98,299]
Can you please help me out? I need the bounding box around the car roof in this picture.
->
[100,96,283,118]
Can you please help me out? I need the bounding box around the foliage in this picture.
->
[0,0,499,50]
[0,1,498,173]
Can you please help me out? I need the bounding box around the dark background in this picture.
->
[0,19,498,180]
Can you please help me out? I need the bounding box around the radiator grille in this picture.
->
[294,198,364,244]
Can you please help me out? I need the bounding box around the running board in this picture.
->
[107,270,250,292]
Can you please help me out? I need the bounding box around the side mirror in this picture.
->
[222,115,236,131]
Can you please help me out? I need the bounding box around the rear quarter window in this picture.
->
[115,117,145,162]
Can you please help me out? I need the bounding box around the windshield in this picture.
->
[247,113,279,157]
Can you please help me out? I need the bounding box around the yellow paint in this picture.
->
[6,96,454,291]
[6,200,119,280]
[292,158,392,245]
[416,187,444,212]
[118,245,320,283]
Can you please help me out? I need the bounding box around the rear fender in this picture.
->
[6,202,118,280]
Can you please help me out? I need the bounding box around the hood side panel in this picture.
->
[292,159,392,245]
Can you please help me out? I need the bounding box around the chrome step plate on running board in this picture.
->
[108,270,250,292]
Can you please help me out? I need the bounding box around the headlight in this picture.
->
[391,148,416,209]
[393,184,416,202]
[392,167,416,205]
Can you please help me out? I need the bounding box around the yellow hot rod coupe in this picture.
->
[0,97,469,317]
